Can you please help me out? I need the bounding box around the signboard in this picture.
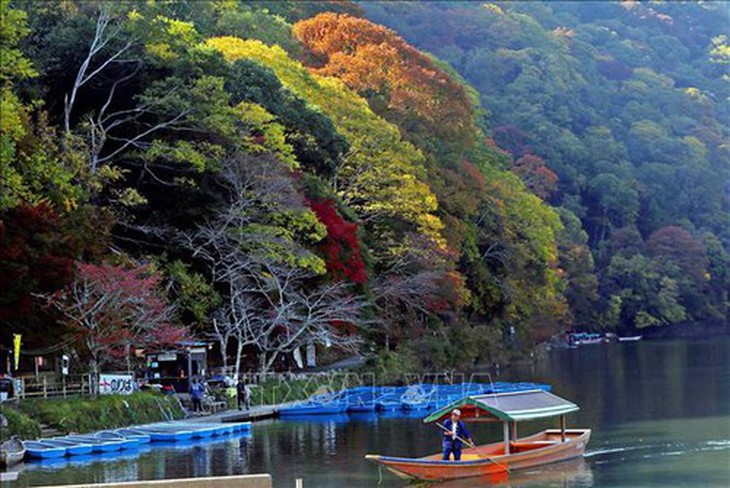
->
[99,373,135,395]
[13,334,21,371]
[61,355,70,376]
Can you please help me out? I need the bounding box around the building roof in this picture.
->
[422,389,579,423]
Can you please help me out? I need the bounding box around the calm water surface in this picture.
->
[5,337,730,487]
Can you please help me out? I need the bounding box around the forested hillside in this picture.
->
[1,1,727,377]
[365,1,730,332]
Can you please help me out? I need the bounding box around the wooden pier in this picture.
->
[181,402,297,424]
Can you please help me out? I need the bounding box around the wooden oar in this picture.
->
[436,422,476,449]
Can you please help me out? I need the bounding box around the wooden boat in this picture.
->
[0,437,26,467]
[618,335,643,342]
[366,389,591,482]
[23,441,67,459]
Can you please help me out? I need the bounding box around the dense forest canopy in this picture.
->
[0,1,727,377]
[364,0,729,334]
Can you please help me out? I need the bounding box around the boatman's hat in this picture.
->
[452,409,461,416]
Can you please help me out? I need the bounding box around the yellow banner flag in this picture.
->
[13,334,21,371]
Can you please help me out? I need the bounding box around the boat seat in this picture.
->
[509,440,557,453]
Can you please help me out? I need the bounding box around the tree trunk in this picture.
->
[89,356,100,396]
[261,351,279,375]
[219,337,229,374]
[234,340,244,380]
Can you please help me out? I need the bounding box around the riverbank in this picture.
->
[1,392,185,439]
[0,407,41,441]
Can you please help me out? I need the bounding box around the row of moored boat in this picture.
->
[278,382,550,416]
[21,421,250,460]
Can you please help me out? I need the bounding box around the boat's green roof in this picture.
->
[422,389,579,423]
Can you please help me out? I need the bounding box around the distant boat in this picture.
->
[618,335,643,342]
[0,437,26,467]
[570,332,606,346]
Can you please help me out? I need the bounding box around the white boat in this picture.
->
[618,335,643,342]
[0,437,26,467]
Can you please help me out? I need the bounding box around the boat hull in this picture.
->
[366,429,591,482]
[279,404,345,416]
[40,440,94,456]
[128,428,194,442]
[62,436,124,453]
[618,335,643,342]
[0,438,26,467]
[24,442,67,459]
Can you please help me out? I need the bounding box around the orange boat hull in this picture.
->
[365,428,591,482]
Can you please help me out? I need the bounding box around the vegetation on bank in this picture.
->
[16,392,185,436]
[0,406,42,441]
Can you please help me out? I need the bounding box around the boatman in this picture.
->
[442,409,473,461]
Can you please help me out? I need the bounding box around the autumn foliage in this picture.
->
[293,13,476,144]
[647,226,708,282]
[44,262,188,365]
[307,198,366,284]
[512,154,559,200]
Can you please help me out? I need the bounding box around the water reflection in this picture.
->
[427,458,594,487]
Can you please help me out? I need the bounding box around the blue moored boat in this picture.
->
[92,432,142,449]
[24,441,67,459]
[110,429,151,443]
[278,402,347,416]
[37,439,93,456]
[121,427,193,442]
[61,435,125,453]
[227,422,252,432]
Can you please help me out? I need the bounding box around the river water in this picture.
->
[6,337,730,487]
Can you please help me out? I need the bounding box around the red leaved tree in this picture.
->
[41,261,187,393]
[307,198,367,284]
[647,226,708,283]
[512,154,559,200]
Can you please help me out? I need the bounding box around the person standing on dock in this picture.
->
[190,378,204,413]
[237,376,250,410]
[442,409,472,461]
